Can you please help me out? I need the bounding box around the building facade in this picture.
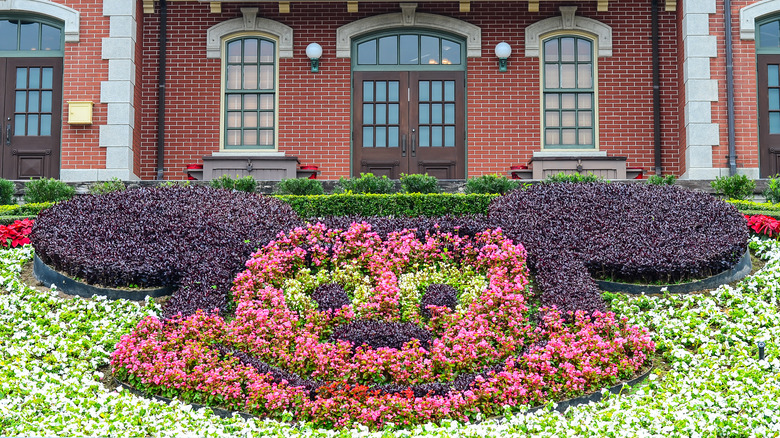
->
[0,0,776,181]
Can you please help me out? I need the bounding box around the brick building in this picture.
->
[0,0,778,181]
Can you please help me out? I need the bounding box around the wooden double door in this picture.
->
[353,71,465,179]
[0,57,62,179]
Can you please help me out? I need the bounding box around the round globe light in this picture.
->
[494,42,512,59]
[306,42,323,60]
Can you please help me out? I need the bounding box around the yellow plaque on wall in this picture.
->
[67,101,93,125]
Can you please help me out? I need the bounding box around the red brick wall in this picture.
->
[58,0,108,172]
[135,1,680,180]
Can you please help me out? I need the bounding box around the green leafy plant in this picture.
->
[276,193,496,217]
[209,174,257,193]
[0,178,15,205]
[335,173,395,194]
[88,177,126,195]
[646,174,677,185]
[158,180,191,188]
[464,174,520,194]
[544,172,603,184]
[400,173,439,194]
[275,178,324,196]
[764,174,780,204]
[711,174,756,200]
[23,178,75,203]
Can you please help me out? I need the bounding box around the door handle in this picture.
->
[411,130,416,157]
[401,134,407,157]
[5,122,10,146]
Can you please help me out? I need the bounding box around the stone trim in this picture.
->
[525,7,612,58]
[335,4,481,58]
[0,0,80,42]
[740,0,780,40]
[206,8,293,59]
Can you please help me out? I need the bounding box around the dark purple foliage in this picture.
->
[30,186,302,318]
[330,319,432,351]
[488,182,748,315]
[311,283,351,312]
[419,283,458,320]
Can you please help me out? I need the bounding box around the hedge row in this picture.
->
[275,193,497,218]
[727,200,780,212]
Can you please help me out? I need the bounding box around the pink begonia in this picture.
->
[112,222,654,429]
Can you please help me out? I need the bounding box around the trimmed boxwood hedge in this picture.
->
[275,193,496,218]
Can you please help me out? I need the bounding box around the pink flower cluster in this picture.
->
[112,223,654,429]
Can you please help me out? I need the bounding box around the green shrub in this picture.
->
[400,173,439,194]
[0,179,15,205]
[727,199,780,213]
[544,172,603,184]
[276,193,497,217]
[646,174,677,185]
[209,175,257,193]
[0,205,19,215]
[335,173,395,194]
[464,174,520,194]
[711,174,756,200]
[158,180,191,188]
[765,175,780,204]
[89,177,126,195]
[740,209,780,219]
[23,178,75,203]
[19,202,54,215]
[275,178,324,196]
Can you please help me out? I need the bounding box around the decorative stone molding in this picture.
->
[206,8,293,59]
[740,0,780,40]
[335,4,481,58]
[0,0,80,42]
[525,6,613,57]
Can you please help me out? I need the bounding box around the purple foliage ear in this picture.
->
[420,283,458,320]
[311,283,351,312]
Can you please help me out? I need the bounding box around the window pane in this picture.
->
[431,81,442,101]
[578,64,592,88]
[560,64,576,88]
[376,81,386,102]
[227,95,241,110]
[0,20,17,51]
[378,36,398,64]
[41,25,60,51]
[444,126,455,147]
[243,113,257,128]
[444,103,455,124]
[771,112,780,134]
[41,91,52,112]
[562,94,576,109]
[363,104,373,124]
[42,68,53,89]
[243,65,258,89]
[419,126,430,146]
[760,21,780,48]
[19,21,38,51]
[579,129,593,145]
[259,94,273,110]
[15,115,25,136]
[389,103,399,124]
[29,68,40,88]
[544,39,558,62]
[376,104,386,124]
[16,68,26,88]
[770,65,780,87]
[432,126,442,146]
[244,39,258,63]
[28,91,39,112]
[259,65,274,90]
[259,130,273,146]
[363,127,374,147]
[419,81,429,101]
[227,41,241,63]
[227,130,241,146]
[562,129,576,144]
[226,65,241,89]
[357,40,376,65]
[259,112,273,128]
[561,111,576,127]
[15,91,25,112]
[243,130,257,146]
[578,93,592,109]
[419,104,429,124]
[577,39,592,62]
[431,103,442,124]
[545,64,559,88]
[442,39,460,65]
[400,35,418,64]
[388,127,399,147]
[579,111,593,127]
[27,114,38,136]
[260,40,274,63]
[770,89,780,111]
[546,111,559,127]
[244,95,258,110]
[388,81,399,101]
[421,36,439,65]
[376,127,387,147]
[545,94,559,109]
[560,37,575,62]
[227,112,241,128]
[363,81,374,101]
[444,81,455,101]
[546,129,559,145]
[40,114,51,136]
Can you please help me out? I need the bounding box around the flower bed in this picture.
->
[111,223,654,429]
[0,218,33,248]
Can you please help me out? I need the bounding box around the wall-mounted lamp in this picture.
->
[494,42,512,73]
[306,43,323,73]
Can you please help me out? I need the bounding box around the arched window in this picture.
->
[0,16,63,56]
[354,32,464,68]
[542,35,595,149]
[222,35,277,150]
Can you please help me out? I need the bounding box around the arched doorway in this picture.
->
[351,30,466,179]
[758,15,780,177]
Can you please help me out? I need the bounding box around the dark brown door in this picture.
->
[0,57,62,179]
[353,71,465,179]
[759,54,780,177]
